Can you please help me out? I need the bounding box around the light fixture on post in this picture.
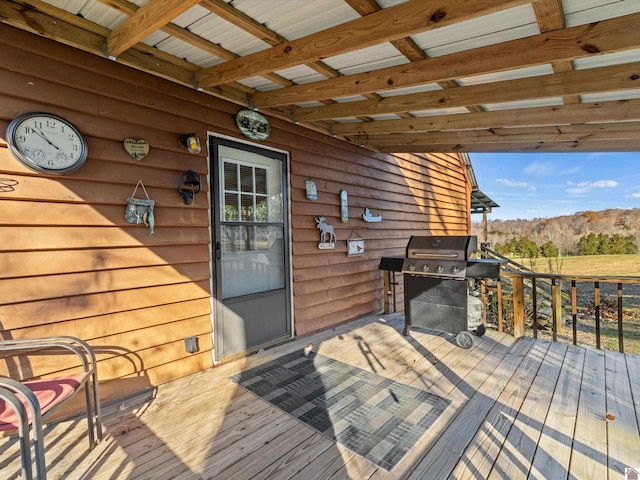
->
[179,133,201,154]
[178,170,201,205]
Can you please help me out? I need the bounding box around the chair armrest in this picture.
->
[0,336,97,376]
[0,376,43,428]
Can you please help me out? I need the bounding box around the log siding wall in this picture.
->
[0,24,470,404]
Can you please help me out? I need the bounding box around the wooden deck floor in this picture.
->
[1,313,639,479]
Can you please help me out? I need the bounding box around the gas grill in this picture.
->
[380,235,504,348]
[402,235,476,279]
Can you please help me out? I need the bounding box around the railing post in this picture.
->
[618,283,624,353]
[552,278,563,336]
[512,276,525,339]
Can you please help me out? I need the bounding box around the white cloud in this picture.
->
[496,178,536,190]
[523,161,555,177]
[559,166,580,175]
[627,193,640,198]
[566,179,618,194]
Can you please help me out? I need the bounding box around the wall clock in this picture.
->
[6,112,88,175]
[235,108,271,141]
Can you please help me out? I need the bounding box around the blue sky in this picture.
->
[470,152,640,220]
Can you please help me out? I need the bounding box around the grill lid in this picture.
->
[406,235,477,259]
[402,235,478,278]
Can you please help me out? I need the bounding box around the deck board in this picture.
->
[450,339,550,480]
[569,348,608,480]
[0,312,638,480]
[605,350,640,478]
[529,344,584,480]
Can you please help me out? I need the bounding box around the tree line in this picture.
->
[472,208,640,257]
[494,232,637,258]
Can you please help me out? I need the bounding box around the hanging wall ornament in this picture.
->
[123,139,150,160]
[125,179,155,235]
[347,230,365,257]
[315,216,336,249]
[363,208,382,223]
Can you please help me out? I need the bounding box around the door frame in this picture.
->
[207,132,293,364]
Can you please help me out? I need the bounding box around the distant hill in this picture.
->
[471,208,640,255]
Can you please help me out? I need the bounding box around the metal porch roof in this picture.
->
[2,0,640,153]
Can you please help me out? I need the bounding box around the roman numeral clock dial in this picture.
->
[6,112,88,175]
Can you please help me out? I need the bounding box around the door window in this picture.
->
[220,157,284,298]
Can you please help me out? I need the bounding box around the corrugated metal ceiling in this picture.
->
[6,0,640,152]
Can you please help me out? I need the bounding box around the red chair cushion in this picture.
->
[0,373,87,431]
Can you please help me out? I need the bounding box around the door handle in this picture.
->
[216,241,221,260]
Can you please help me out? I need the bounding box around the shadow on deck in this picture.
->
[1,312,639,479]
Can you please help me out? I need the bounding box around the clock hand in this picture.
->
[33,128,60,150]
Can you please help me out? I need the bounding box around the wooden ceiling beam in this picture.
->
[0,0,251,103]
[377,139,640,153]
[331,99,640,136]
[106,0,201,57]
[195,0,530,87]
[292,62,640,122]
[252,12,640,108]
[533,0,581,105]
[364,122,640,148]
[343,0,482,115]
[97,0,296,89]
[344,0,427,62]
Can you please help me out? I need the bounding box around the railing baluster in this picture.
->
[532,277,538,339]
[497,277,503,333]
[481,280,487,325]
[595,282,601,350]
[571,280,577,346]
[618,283,624,353]
[551,279,557,342]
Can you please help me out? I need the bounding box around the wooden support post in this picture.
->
[383,271,393,314]
[512,275,525,339]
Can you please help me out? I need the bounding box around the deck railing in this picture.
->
[497,270,640,353]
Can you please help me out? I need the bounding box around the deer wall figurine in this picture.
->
[315,216,336,244]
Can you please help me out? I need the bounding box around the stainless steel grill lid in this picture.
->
[402,235,477,278]
[405,235,477,259]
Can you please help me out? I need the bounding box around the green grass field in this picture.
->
[521,254,640,276]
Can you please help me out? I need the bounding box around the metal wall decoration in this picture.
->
[363,208,382,222]
[305,179,317,200]
[123,138,150,160]
[347,230,364,257]
[315,216,336,249]
[340,190,348,222]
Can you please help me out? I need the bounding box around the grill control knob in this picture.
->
[450,266,460,274]
[408,263,416,271]
[421,264,430,272]
[436,265,444,273]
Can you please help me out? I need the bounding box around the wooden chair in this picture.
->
[0,337,103,480]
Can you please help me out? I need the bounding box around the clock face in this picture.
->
[6,112,88,175]
[235,108,271,141]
